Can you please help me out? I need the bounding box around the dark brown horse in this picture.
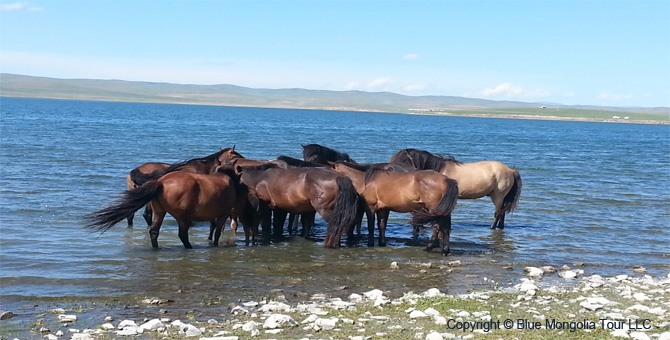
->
[237,163,359,247]
[86,167,250,249]
[390,148,521,229]
[331,162,458,255]
[302,144,356,165]
[125,162,170,226]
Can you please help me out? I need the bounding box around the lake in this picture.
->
[1,97,668,320]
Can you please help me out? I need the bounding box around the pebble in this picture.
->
[57,314,77,322]
[0,311,13,320]
[524,266,544,277]
[633,266,647,274]
[390,261,400,270]
[263,314,297,329]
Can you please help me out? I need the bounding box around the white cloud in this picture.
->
[403,53,420,60]
[366,77,393,90]
[479,82,549,99]
[597,93,633,101]
[0,2,41,11]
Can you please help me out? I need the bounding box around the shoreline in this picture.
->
[2,267,668,340]
[3,95,669,125]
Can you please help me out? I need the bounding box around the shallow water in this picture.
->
[1,98,669,317]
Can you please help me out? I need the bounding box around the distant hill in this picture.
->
[1,73,668,119]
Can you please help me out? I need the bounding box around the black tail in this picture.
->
[502,169,522,213]
[410,177,458,225]
[130,168,167,186]
[324,176,359,247]
[85,181,163,233]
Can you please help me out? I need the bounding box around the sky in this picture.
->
[1,1,669,107]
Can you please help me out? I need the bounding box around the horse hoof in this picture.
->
[441,249,451,256]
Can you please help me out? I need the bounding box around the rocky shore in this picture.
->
[3,265,669,340]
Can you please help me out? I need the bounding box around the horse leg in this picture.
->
[440,215,452,256]
[300,212,316,239]
[127,211,134,227]
[497,211,506,229]
[143,203,153,226]
[366,208,376,247]
[260,209,272,244]
[377,209,390,247]
[208,220,216,241]
[211,217,227,246]
[272,209,287,239]
[425,224,441,253]
[149,209,166,248]
[177,219,193,249]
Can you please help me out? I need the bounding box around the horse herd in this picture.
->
[86,144,521,256]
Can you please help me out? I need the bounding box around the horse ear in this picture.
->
[327,161,336,168]
[231,145,235,152]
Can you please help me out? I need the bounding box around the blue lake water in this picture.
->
[1,97,669,308]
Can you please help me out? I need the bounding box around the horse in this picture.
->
[301,144,356,165]
[125,162,170,226]
[330,162,458,255]
[236,163,359,247]
[86,167,252,249]
[389,148,522,229]
[127,147,245,243]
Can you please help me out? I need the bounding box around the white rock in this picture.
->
[301,315,319,324]
[180,324,202,337]
[260,301,292,312]
[426,331,443,340]
[141,319,166,331]
[315,317,339,330]
[559,270,577,279]
[524,267,544,277]
[658,332,670,340]
[70,334,94,340]
[45,335,58,340]
[541,266,557,274]
[100,323,115,330]
[632,293,650,302]
[199,337,239,340]
[348,293,364,302]
[456,311,471,318]
[434,316,447,325]
[263,314,297,329]
[115,326,143,336]
[242,301,259,307]
[517,281,538,293]
[409,310,428,318]
[630,332,651,340]
[363,289,385,301]
[57,314,77,322]
[390,261,400,270]
[626,304,650,312]
[423,288,444,297]
[118,320,138,329]
[424,308,440,317]
[611,329,630,338]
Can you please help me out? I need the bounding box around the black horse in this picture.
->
[301,144,356,165]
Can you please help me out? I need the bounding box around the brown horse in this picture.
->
[125,162,170,226]
[390,148,521,229]
[86,167,250,249]
[237,163,359,247]
[331,162,458,255]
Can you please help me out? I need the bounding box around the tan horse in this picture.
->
[390,148,521,229]
[331,162,459,255]
[125,162,170,226]
[87,167,250,249]
[237,163,359,248]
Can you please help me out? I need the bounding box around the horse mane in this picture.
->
[389,148,461,171]
[238,162,280,172]
[277,155,324,168]
[302,143,356,164]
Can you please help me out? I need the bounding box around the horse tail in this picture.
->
[130,168,166,186]
[410,177,459,225]
[85,181,163,233]
[324,176,359,248]
[502,169,522,213]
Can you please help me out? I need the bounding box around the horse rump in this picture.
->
[502,169,522,213]
[409,177,458,225]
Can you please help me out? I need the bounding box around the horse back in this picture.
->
[444,160,514,198]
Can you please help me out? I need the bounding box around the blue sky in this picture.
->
[1,1,668,107]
